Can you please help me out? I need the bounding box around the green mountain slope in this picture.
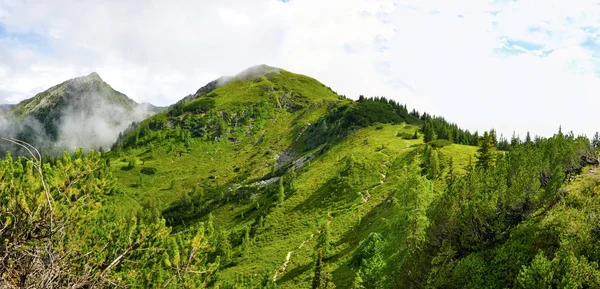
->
[3,65,600,288]
[107,65,481,287]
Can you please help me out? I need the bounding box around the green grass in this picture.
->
[106,69,481,287]
[108,118,479,287]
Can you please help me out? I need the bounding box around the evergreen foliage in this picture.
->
[5,67,600,288]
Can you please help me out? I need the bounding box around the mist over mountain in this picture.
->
[0,72,164,155]
[2,64,600,288]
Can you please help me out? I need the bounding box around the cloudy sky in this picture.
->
[1,0,600,138]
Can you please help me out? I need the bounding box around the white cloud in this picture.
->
[1,0,600,138]
[386,0,600,138]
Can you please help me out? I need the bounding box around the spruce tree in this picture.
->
[422,119,437,143]
[476,131,497,169]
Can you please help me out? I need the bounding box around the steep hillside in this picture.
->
[107,65,481,287]
[0,72,163,154]
[3,65,599,288]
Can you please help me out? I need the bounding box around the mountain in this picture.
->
[3,65,599,288]
[106,65,483,287]
[0,72,164,154]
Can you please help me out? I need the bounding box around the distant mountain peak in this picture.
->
[3,73,164,153]
[85,72,102,81]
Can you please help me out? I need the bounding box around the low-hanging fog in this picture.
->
[0,74,160,156]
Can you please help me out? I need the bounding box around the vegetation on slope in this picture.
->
[3,66,600,288]
[0,149,223,288]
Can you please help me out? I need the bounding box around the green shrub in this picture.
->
[127,156,138,168]
[430,139,452,148]
[397,132,414,139]
[141,167,157,175]
[183,98,215,114]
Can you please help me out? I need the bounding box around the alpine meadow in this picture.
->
[2,1,600,288]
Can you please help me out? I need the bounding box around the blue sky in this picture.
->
[0,23,51,53]
[1,0,600,138]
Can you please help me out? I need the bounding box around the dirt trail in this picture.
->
[273,213,335,282]
[360,161,389,203]
[273,157,391,281]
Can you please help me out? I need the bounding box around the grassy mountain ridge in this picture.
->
[107,66,483,287]
[3,65,599,288]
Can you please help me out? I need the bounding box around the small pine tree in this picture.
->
[137,174,144,188]
[312,248,335,289]
[128,155,137,168]
[216,229,233,264]
[428,150,440,180]
[422,119,437,143]
[316,221,331,257]
[207,213,215,238]
[241,226,251,257]
[593,132,600,149]
[278,178,285,205]
[285,167,297,192]
[148,143,155,159]
[476,131,497,169]
[445,156,457,186]
[510,131,520,147]
[351,233,386,288]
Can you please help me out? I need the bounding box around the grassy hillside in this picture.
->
[4,65,599,288]
[106,66,482,287]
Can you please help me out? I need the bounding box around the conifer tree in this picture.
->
[510,132,520,147]
[278,177,285,205]
[351,233,386,288]
[525,131,532,144]
[128,155,137,168]
[242,226,251,257]
[422,119,437,143]
[285,167,297,192]
[593,132,600,149]
[428,150,440,180]
[216,229,233,264]
[445,156,457,186]
[207,213,215,238]
[316,220,332,257]
[312,248,335,289]
[476,131,497,169]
